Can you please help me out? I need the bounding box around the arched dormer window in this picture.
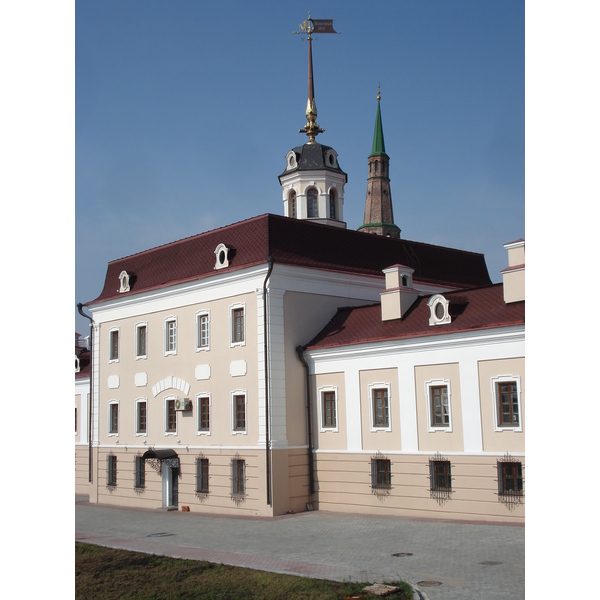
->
[307,188,318,218]
[118,270,130,293]
[329,189,337,220]
[75,356,80,373]
[289,190,297,218]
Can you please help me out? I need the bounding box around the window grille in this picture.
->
[134,456,145,489]
[497,454,524,507]
[107,455,117,487]
[429,453,452,501]
[232,459,245,495]
[371,457,392,490]
[196,458,209,494]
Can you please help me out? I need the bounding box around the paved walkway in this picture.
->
[75,496,524,600]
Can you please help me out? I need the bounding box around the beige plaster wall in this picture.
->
[313,452,524,524]
[95,446,273,516]
[414,363,464,452]
[359,368,401,452]
[97,291,259,448]
[478,357,525,453]
[312,371,347,451]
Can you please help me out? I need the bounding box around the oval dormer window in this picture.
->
[118,270,130,293]
[214,243,230,270]
[428,294,451,326]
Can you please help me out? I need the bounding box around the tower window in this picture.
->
[329,189,337,219]
[289,190,297,218]
[307,188,318,218]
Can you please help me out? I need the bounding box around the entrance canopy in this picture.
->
[142,449,178,461]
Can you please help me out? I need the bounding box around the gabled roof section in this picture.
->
[87,214,491,305]
[305,284,524,351]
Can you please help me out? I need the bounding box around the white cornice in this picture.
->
[306,325,525,364]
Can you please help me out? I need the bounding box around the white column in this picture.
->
[344,366,362,451]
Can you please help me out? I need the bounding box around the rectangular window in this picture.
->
[135,456,145,489]
[198,396,210,432]
[196,458,209,494]
[231,307,244,344]
[430,385,450,427]
[322,391,336,428]
[165,318,177,354]
[371,458,391,489]
[166,399,176,433]
[232,459,245,495]
[497,381,520,427]
[430,460,452,492]
[234,395,246,431]
[107,455,117,486]
[109,403,119,434]
[136,324,147,358]
[109,329,119,361]
[197,313,210,350]
[136,401,147,434]
[372,388,389,428]
[498,461,524,497]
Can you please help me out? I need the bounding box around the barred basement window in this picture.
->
[371,458,391,490]
[134,456,145,489]
[232,459,245,495]
[429,459,452,492]
[107,455,117,487]
[196,458,209,494]
[498,460,524,499]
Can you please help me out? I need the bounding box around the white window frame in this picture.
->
[196,393,211,436]
[195,310,210,352]
[164,395,177,436]
[369,382,392,432]
[164,316,177,356]
[428,294,452,326]
[134,398,147,437]
[318,385,339,432]
[231,390,248,435]
[108,400,119,436]
[135,322,147,360]
[108,327,120,363]
[491,375,523,432]
[229,303,246,348]
[425,379,453,432]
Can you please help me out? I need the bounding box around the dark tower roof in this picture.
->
[278,142,347,182]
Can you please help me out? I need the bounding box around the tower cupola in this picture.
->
[279,14,347,228]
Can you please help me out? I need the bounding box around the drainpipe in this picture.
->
[263,257,274,506]
[296,345,315,496]
[77,303,94,484]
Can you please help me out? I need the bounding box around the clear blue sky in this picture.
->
[74,0,525,334]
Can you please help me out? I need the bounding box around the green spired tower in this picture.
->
[359,87,401,238]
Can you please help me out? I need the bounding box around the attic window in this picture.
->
[118,270,130,293]
[324,149,338,168]
[428,294,451,326]
[75,356,80,373]
[286,150,298,170]
[214,243,230,270]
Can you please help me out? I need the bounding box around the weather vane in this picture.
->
[293,12,340,144]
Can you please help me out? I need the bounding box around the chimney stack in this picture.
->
[380,265,419,321]
[502,239,525,303]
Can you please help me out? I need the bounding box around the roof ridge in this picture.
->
[108,213,271,264]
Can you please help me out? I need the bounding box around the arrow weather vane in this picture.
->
[293,12,340,144]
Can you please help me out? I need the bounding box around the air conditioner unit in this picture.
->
[175,398,192,411]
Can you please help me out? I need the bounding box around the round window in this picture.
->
[435,302,445,320]
[218,250,226,265]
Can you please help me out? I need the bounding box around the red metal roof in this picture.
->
[305,284,524,350]
[88,214,491,305]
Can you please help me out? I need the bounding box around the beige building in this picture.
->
[76,23,524,522]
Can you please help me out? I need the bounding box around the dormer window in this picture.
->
[118,270,130,293]
[285,150,298,170]
[324,149,338,168]
[428,294,451,326]
[214,243,230,270]
[75,356,80,373]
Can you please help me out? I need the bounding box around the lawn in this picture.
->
[75,543,413,600]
